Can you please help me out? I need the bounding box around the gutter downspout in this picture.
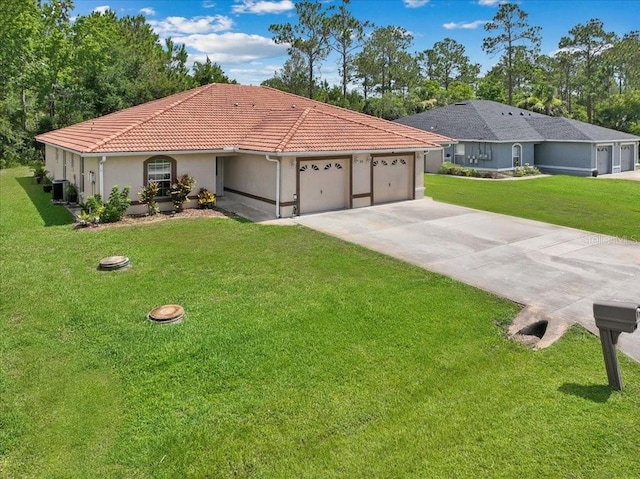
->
[99,155,106,197]
[265,155,280,219]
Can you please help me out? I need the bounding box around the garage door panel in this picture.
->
[597,146,611,174]
[621,145,634,171]
[299,159,349,214]
[373,156,413,204]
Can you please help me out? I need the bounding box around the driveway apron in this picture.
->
[295,198,640,361]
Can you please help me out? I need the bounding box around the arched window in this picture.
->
[144,156,176,197]
[512,144,522,168]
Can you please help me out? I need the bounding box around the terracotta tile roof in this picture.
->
[36,83,452,155]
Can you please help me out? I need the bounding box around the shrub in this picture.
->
[32,161,47,183]
[78,194,104,225]
[139,182,160,216]
[197,188,216,209]
[100,186,131,223]
[170,174,195,211]
[439,162,496,178]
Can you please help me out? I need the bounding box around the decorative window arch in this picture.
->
[143,156,177,197]
[512,143,522,168]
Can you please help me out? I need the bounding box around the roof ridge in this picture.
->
[88,84,214,153]
[274,108,311,152]
[317,107,442,145]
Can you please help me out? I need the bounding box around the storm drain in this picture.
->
[514,320,549,346]
[147,304,185,324]
[98,256,130,271]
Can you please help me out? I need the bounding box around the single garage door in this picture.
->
[373,155,413,204]
[621,145,634,171]
[298,158,349,214]
[596,146,611,175]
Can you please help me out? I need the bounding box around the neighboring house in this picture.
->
[36,83,452,218]
[395,100,639,176]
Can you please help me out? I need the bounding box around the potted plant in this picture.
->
[66,183,79,203]
[42,175,53,193]
[32,161,47,184]
[196,188,216,209]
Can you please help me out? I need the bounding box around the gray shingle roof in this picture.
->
[395,100,640,143]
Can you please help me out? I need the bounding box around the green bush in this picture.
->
[100,185,131,223]
[78,194,104,225]
[439,162,492,178]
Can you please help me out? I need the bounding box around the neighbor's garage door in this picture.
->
[298,158,349,214]
[373,155,413,204]
[621,145,634,171]
[596,146,611,174]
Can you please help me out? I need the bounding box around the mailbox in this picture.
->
[593,301,639,334]
[593,300,640,390]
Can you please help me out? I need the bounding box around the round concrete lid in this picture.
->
[99,256,130,270]
[148,304,184,324]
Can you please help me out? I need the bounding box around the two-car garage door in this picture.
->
[297,155,414,215]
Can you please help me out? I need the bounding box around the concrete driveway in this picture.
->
[294,199,640,361]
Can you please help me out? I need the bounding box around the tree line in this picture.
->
[1,0,639,168]
[265,1,640,129]
[0,0,234,167]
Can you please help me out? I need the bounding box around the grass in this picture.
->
[425,174,640,241]
[2,166,640,478]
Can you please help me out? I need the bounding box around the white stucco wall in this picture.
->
[414,151,425,199]
[352,154,372,198]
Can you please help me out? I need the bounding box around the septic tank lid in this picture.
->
[98,256,130,270]
[147,304,184,324]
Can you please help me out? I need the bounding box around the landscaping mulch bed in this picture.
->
[74,207,237,230]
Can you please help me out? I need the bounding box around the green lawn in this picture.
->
[425,174,640,241]
[2,167,640,478]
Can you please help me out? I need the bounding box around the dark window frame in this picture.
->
[143,156,177,198]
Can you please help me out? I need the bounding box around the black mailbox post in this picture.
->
[593,301,640,390]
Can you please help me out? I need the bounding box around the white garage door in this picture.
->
[373,156,413,205]
[299,158,349,214]
[596,146,611,174]
[621,145,634,171]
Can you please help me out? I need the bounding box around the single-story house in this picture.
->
[395,100,639,176]
[36,83,452,218]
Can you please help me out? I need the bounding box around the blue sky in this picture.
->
[70,0,640,86]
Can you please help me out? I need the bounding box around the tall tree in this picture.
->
[38,0,75,129]
[606,31,640,93]
[357,26,415,95]
[482,2,541,105]
[269,1,331,99]
[559,19,617,122]
[261,50,309,97]
[418,38,479,90]
[327,0,370,100]
[193,56,236,86]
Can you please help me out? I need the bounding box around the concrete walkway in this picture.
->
[293,199,640,361]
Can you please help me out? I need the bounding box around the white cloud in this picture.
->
[140,7,155,16]
[478,0,500,5]
[203,0,216,7]
[175,32,288,64]
[149,15,234,36]
[232,0,295,15]
[93,5,110,14]
[443,20,487,30]
[403,0,430,7]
